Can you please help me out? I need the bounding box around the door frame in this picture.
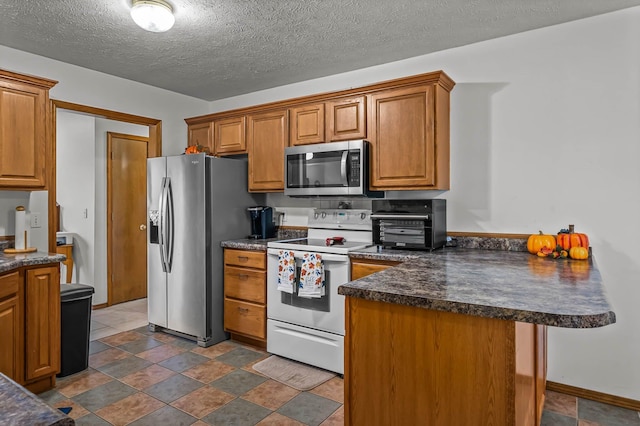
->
[49,99,162,306]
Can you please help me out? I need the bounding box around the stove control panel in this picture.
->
[309,209,371,230]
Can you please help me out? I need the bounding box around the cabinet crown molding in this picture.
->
[185,70,455,124]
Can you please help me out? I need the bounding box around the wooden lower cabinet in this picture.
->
[223,249,267,348]
[350,258,401,280]
[344,297,547,426]
[0,272,23,383]
[0,264,60,393]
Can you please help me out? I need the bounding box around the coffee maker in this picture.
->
[248,206,276,239]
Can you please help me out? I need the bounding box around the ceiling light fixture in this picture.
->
[130,0,175,33]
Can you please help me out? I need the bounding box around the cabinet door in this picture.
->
[247,109,288,192]
[0,272,23,383]
[187,122,213,152]
[214,116,246,155]
[290,103,325,146]
[24,266,60,381]
[369,85,448,190]
[327,96,366,141]
[0,81,48,188]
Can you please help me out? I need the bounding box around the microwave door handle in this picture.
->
[340,150,349,185]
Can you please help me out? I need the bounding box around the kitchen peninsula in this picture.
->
[339,247,615,426]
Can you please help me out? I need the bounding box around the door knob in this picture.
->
[140,224,147,231]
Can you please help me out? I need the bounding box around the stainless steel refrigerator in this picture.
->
[146,154,263,347]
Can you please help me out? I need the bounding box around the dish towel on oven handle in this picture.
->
[277,250,295,293]
[298,253,325,298]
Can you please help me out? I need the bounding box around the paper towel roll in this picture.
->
[14,206,26,250]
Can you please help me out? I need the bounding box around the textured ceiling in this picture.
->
[1,0,639,101]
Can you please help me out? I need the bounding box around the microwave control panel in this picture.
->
[348,150,360,187]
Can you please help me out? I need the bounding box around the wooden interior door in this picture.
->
[107,132,148,305]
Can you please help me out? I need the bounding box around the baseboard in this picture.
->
[92,303,108,310]
[547,381,640,411]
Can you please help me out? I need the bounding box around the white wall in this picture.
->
[211,8,640,400]
[0,191,48,251]
[1,45,208,156]
[57,111,95,285]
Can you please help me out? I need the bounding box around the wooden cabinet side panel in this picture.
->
[25,266,60,380]
[369,86,436,190]
[290,103,325,146]
[0,83,46,187]
[345,298,515,426]
[434,84,451,190]
[327,96,366,141]
[535,324,548,423]
[515,322,537,426]
[247,110,288,192]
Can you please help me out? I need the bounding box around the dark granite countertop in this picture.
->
[341,247,616,329]
[0,251,66,274]
[0,373,74,425]
[221,238,276,251]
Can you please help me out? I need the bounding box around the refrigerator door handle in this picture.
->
[159,177,170,272]
[166,177,175,272]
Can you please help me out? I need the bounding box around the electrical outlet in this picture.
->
[31,212,42,228]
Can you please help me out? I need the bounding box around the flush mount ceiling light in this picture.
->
[130,0,175,33]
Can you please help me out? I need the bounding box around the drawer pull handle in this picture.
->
[238,307,249,314]
[237,256,249,262]
[238,274,249,280]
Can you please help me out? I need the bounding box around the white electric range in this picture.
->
[266,209,372,374]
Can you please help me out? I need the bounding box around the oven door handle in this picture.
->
[370,213,430,220]
[267,248,350,263]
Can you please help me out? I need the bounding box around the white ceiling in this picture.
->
[1,0,639,101]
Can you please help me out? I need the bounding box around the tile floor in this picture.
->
[36,299,639,425]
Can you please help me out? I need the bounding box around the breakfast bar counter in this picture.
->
[339,247,616,426]
[342,247,615,328]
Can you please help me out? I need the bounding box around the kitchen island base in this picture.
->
[344,297,546,426]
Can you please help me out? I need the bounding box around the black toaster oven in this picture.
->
[371,199,446,250]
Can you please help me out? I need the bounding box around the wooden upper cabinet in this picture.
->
[369,84,450,190]
[214,116,246,155]
[187,122,212,152]
[0,70,57,189]
[289,103,325,146]
[247,109,288,192]
[327,96,366,141]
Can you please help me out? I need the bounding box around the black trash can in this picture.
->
[58,283,94,377]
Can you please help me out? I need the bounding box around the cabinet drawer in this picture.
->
[224,249,266,270]
[224,299,266,340]
[224,267,265,304]
[0,272,20,300]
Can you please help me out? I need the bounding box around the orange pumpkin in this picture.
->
[527,231,556,255]
[569,246,589,260]
[556,224,589,250]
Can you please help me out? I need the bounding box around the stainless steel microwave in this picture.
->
[284,140,383,197]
